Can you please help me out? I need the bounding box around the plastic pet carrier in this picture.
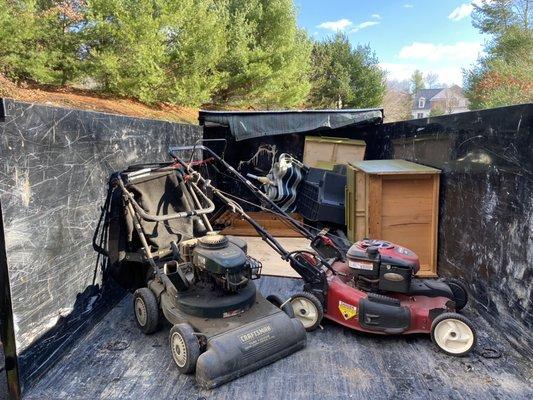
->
[296,167,346,225]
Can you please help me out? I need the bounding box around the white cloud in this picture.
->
[317,18,353,31]
[448,3,474,21]
[403,4,414,8]
[372,14,381,19]
[382,40,484,86]
[317,18,379,33]
[398,41,482,63]
[351,21,380,32]
[448,1,485,21]
[380,63,465,85]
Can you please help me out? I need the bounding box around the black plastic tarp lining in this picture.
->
[199,109,383,141]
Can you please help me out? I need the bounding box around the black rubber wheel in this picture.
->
[289,292,324,331]
[133,288,159,334]
[169,323,201,374]
[446,277,469,311]
[266,294,295,318]
[431,312,477,356]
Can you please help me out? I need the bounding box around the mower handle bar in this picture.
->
[116,174,215,222]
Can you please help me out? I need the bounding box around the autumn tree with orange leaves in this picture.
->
[464,0,533,109]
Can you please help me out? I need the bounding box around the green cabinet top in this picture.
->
[348,159,441,175]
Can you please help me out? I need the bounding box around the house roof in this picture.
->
[199,108,384,141]
[413,88,442,110]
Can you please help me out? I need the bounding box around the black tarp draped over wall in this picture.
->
[0,99,201,395]
[0,100,531,396]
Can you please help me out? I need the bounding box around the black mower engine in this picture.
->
[179,233,261,293]
[346,239,420,294]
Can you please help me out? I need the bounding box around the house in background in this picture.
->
[412,85,469,119]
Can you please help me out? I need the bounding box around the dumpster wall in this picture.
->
[363,104,533,355]
[0,99,201,393]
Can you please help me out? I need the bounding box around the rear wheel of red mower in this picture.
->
[431,312,476,356]
[445,278,469,311]
[133,287,159,334]
[266,294,295,318]
[289,292,323,331]
[169,323,200,374]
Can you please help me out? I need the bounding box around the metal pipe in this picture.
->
[188,180,213,232]
[116,175,215,222]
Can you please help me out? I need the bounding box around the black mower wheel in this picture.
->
[266,294,295,318]
[431,312,477,356]
[289,292,323,331]
[169,323,200,374]
[445,277,469,311]
[133,288,159,334]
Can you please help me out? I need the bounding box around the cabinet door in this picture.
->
[379,175,435,275]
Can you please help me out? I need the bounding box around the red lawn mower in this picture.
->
[169,143,477,357]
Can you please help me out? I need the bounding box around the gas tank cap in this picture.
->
[366,246,379,255]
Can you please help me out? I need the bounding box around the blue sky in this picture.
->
[296,0,487,86]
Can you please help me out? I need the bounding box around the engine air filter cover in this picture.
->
[198,233,229,249]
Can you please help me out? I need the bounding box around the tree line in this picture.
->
[0,0,386,109]
[465,0,532,109]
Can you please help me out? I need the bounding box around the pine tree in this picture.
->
[32,0,86,85]
[213,0,312,108]
[307,33,385,109]
[0,1,86,85]
[0,0,38,81]
[159,0,226,106]
[410,70,425,95]
[85,0,167,103]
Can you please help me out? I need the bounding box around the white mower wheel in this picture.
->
[133,288,160,334]
[289,292,323,331]
[266,294,295,318]
[169,323,200,374]
[431,312,476,356]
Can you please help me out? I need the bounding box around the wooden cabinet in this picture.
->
[303,136,366,170]
[345,160,440,277]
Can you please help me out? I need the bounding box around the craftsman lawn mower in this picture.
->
[94,161,306,389]
[168,143,477,357]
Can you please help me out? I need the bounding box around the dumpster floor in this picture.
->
[25,277,532,400]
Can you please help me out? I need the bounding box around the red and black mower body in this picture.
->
[322,240,456,334]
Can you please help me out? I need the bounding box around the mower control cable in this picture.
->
[169,144,316,239]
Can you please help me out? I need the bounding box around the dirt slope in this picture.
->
[0,76,199,124]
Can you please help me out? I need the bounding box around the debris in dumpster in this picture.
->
[302,136,366,170]
[165,142,478,357]
[296,166,346,225]
[248,153,307,212]
[345,160,441,277]
[479,347,502,359]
